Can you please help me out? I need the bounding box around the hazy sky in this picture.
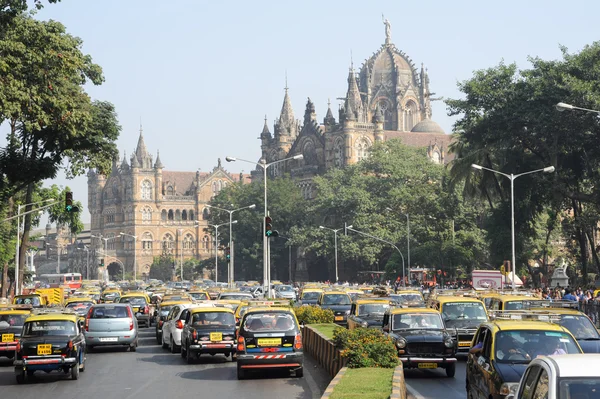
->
[29,0,599,224]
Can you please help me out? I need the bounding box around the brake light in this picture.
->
[144,305,149,314]
[16,341,21,353]
[85,307,93,332]
[68,340,73,350]
[176,320,184,329]
[192,330,197,340]
[158,320,163,328]
[237,336,245,352]
[294,334,302,350]
[126,306,134,330]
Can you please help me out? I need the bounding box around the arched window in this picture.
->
[168,209,174,221]
[182,210,188,221]
[189,210,195,221]
[163,233,174,250]
[183,234,194,250]
[403,100,418,131]
[175,209,181,221]
[141,207,152,223]
[355,137,371,162]
[166,185,174,196]
[218,180,223,192]
[212,182,217,193]
[141,180,152,200]
[432,150,441,164]
[202,208,210,220]
[223,182,227,189]
[107,234,116,250]
[161,209,167,221]
[333,138,344,167]
[201,236,209,250]
[142,232,153,250]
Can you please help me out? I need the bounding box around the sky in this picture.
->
[26,0,600,224]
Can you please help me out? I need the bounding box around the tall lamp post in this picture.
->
[555,102,600,115]
[471,164,555,289]
[207,221,237,284]
[386,208,410,273]
[225,154,303,297]
[319,226,342,283]
[206,203,256,288]
[345,224,406,287]
[91,234,120,280]
[119,233,137,282]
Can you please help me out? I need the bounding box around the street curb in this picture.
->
[390,363,407,399]
[321,367,347,398]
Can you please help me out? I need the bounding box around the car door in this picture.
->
[347,304,357,329]
[163,306,179,343]
[517,364,542,399]
[480,328,495,398]
[470,327,491,398]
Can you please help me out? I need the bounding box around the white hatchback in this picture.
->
[510,354,600,399]
[161,303,214,353]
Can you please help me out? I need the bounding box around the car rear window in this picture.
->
[119,297,146,305]
[0,314,28,327]
[90,306,130,319]
[14,297,41,306]
[23,320,76,336]
[243,312,297,332]
[190,293,209,300]
[322,294,351,305]
[191,311,235,327]
[302,292,320,300]
[219,294,252,300]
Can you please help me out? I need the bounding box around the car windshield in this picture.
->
[14,297,41,306]
[322,294,351,305]
[558,315,600,340]
[119,297,146,305]
[559,378,600,399]
[23,320,76,336]
[65,302,93,314]
[219,294,252,300]
[442,302,487,321]
[278,285,294,292]
[190,292,209,300]
[358,303,390,316]
[243,313,297,332]
[494,330,581,364]
[0,314,28,327]
[191,311,235,327]
[302,292,320,300]
[90,305,130,319]
[392,313,444,330]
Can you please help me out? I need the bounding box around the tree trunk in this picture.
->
[572,199,588,285]
[585,230,600,280]
[18,182,35,292]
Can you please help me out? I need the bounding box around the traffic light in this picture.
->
[225,247,231,260]
[100,258,104,267]
[65,191,73,212]
[265,216,279,237]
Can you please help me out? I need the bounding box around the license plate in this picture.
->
[133,307,140,312]
[417,363,437,369]
[99,337,118,342]
[37,344,52,355]
[257,338,282,346]
[334,316,343,321]
[459,341,471,347]
[210,333,222,342]
[1,334,14,343]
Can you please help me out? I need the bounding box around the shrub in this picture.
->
[333,328,399,368]
[295,305,334,324]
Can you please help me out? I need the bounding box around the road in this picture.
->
[0,327,330,399]
[405,358,467,399]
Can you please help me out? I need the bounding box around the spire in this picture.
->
[304,97,316,124]
[154,150,163,169]
[421,63,432,119]
[275,79,298,137]
[134,124,153,169]
[120,150,129,169]
[345,66,363,122]
[261,115,271,135]
[324,98,336,125]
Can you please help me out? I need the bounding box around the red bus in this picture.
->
[39,273,83,291]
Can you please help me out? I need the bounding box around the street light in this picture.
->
[77,246,90,280]
[319,226,342,283]
[207,220,238,284]
[386,207,410,274]
[91,234,121,281]
[345,224,406,287]
[555,102,600,114]
[206,203,256,288]
[226,153,303,297]
[471,163,555,289]
[45,243,65,274]
[120,232,137,282]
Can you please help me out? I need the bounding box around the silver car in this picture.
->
[275,285,297,301]
[84,303,139,352]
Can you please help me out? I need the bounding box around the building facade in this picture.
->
[257,21,452,198]
[87,129,250,280]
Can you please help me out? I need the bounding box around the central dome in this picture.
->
[411,118,445,134]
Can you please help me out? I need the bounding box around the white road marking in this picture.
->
[405,383,428,399]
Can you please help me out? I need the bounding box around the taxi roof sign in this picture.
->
[0,304,33,311]
[246,300,290,307]
[524,300,579,310]
[489,310,562,323]
[31,308,79,316]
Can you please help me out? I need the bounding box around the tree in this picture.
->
[149,252,175,283]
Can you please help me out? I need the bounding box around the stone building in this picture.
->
[87,129,251,280]
[257,20,452,199]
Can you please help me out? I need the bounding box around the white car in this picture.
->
[162,303,213,353]
[509,354,600,399]
[274,285,297,300]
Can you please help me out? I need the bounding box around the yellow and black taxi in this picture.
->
[119,293,152,327]
[188,290,210,301]
[383,307,458,377]
[390,289,426,307]
[234,300,290,327]
[316,291,352,326]
[13,294,46,308]
[0,304,32,359]
[155,300,192,345]
[298,288,323,306]
[236,307,303,380]
[13,309,86,383]
[524,300,600,353]
[428,293,488,353]
[100,288,121,303]
[180,306,236,363]
[347,298,392,330]
[64,297,95,320]
[487,293,543,311]
[466,311,582,399]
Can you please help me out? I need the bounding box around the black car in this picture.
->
[13,310,86,383]
[347,300,391,330]
[236,308,303,379]
[317,292,352,326]
[383,308,457,377]
[0,306,31,359]
[180,307,236,363]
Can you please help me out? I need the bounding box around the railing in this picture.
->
[579,301,600,327]
[353,123,375,129]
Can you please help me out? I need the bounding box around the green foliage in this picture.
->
[294,305,334,324]
[45,185,83,235]
[333,328,399,368]
[149,253,175,282]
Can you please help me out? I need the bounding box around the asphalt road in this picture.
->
[0,327,330,399]
[405,357,467,399]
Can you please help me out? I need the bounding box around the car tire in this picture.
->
[181,341,187,359]
[130,343,137,352]
[16,369,26,384]
[156,333,162,345]
[88,345,94,352]
[27,370,35,377]
[295,367,303,378]
[186,344,194,364]
[171,338,178,354]
[237,364,246,380]
[446,362,456,378]
[71,362,80,380]
[162,336,169,349]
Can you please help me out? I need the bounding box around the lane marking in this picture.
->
[303,366,320,398]
[405,383,427,399]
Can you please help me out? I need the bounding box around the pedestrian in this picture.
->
[563,289,577,302]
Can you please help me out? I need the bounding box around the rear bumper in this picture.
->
[400,356,457,368]
[188,341,235,354]
[85,332,137,346]
[0,344,16,357]
[135,314,150,325]
[237,352,303,368]
[14,356,77,369]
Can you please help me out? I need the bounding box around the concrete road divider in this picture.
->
[302,325,347,378]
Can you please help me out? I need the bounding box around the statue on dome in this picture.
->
[382,15,391,44]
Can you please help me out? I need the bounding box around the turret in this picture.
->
[323,99,336,127]
[304,98,317,125]
[344,66,364,123]
[274,85,298,139]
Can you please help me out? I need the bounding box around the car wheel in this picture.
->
[186,344,194,364]
[88,345,94,352]
[156,333,162,345]
[71,362,80,380]
[130,342,137,352]
[295,367,303,378]
[445,362,456,378]
[237,364,246,380]
[162,336,169,349]
[16,369,26,384]
[171,338,178,354]
[181,341,187,359]
[27,370,35,377]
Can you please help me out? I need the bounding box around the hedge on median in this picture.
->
[333,328,399,368]
[295,305,335,324]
